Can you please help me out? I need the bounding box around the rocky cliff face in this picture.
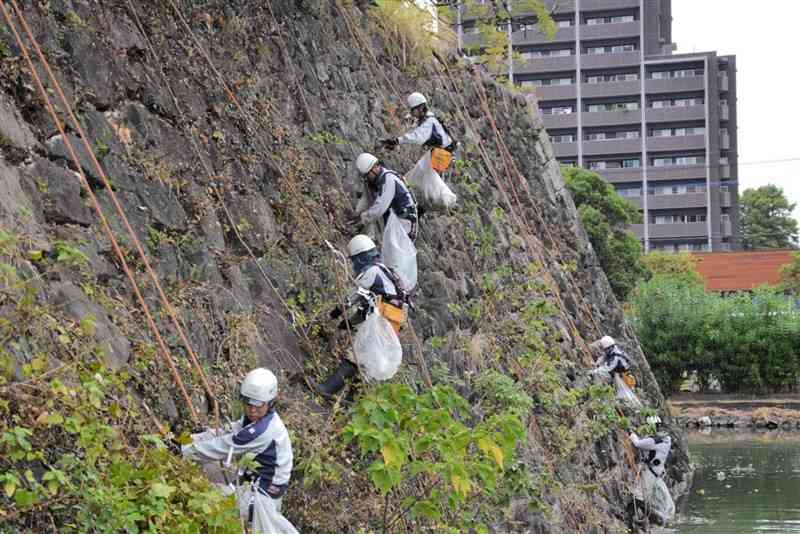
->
[0,0,688,532]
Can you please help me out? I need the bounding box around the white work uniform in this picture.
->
[630,433,675,523]
[399,112,457,208]
[182,411,297,534]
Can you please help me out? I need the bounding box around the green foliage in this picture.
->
[740,184,799,250]
[641,250,702,285]
[53,241,89,268]
[459,1,555,80]
[629,276,800,393]
[474,369,533,418]
[0,364,240,532]
[370,0,454,75]
[343,383,524,531]
[779,251,800,294]
[563,166,646,300]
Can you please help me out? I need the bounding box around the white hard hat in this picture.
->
[348,234,376,257]
[646,415,662,426]
[407,92,427,109]
[240,368,278,405]
[355,153,379,175]
[599,335,615,349]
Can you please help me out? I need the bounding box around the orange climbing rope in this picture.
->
[5,0,222,428]
[0,1,199,422]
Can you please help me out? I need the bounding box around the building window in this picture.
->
[543,106,574,115]
[649,126,705,137]
[650,68,703,79]
[623,159,641,168]
[650,97,704,108]
[616,187,642,197]
[551,134,574,143]
[586,15,635,25]
[652,213,707,224]
[587,101,639,112]
[556,19,572,28]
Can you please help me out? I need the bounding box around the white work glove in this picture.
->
[629,432,639,442]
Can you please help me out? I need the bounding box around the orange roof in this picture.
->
[692,250,795,291]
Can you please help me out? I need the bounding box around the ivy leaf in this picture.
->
[450,473,471,498]
[149,482,176,499]
[478,437,504,469]
[380,439,406,469]
[3,479,15,498]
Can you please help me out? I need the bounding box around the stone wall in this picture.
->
[0,0,688,531]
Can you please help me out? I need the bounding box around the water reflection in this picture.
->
[671,430,800,534]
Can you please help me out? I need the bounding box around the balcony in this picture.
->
[513,26,575,46]
[644,192,708,210]
[721,133,730,149]
[582,80,640,98]
[541,113,578,130]
[719,105,729,121]
[719,75,729,91]
[721,218,732,236]
[580,21,639,40]
[721,164,730,178]
[646,105,705,123]
[534,84,577,101]
[646,134,706,152]
[583,108,642,127]
[645,76,705,94]
[582,138,642,156]
[581,51,640,70]
[631,222,709,239]
[647,164,706,181]
[552,141,578,158]
[580,0,639,9]
[721,190,731,207]
[599,167,644,184]
[516,55,576,75]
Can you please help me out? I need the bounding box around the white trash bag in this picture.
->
[353,309,402,381]
[382,211,417,290]
[405,151,457,209]
[634,469,676,524]
[236,485,299,534]
[613,373,643,408]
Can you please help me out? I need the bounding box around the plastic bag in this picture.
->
[237,486,299,534]
[634,469,676,524]
[382,211,417,290]
[405,151,457,209]
[353,309,402,381]
[614,373,643,408]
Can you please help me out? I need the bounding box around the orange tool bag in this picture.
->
[377,297,406,335]
[430,147,453,173]
[622,371,636,389]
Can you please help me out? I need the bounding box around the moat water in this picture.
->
[671,430,800,533]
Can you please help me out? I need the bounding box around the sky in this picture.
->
[671,0,800,225]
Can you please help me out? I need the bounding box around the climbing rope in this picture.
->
[0,1,199,422]
[5,0,221,429]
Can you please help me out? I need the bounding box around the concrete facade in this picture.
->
[459,0,739,252]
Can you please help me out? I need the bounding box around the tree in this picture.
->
[641,251,703,286]
[780,251,800,294]
[740,185,799,250]
[458,1,555,80]
[563,166,647,301]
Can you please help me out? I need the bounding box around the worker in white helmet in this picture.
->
[591,335,641,407]
[380,92,457,208]
[182,368,297,534]
[318,234,407,396]
[628,417,675,526]
[352,152,417,240]
[592,335,633,381]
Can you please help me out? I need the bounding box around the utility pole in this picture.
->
[504,0,514,83]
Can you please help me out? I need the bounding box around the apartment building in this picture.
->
[459,0,739,252]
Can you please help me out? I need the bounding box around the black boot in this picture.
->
[316,360,358,397]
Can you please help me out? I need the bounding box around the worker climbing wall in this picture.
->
[0,0,690,531]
